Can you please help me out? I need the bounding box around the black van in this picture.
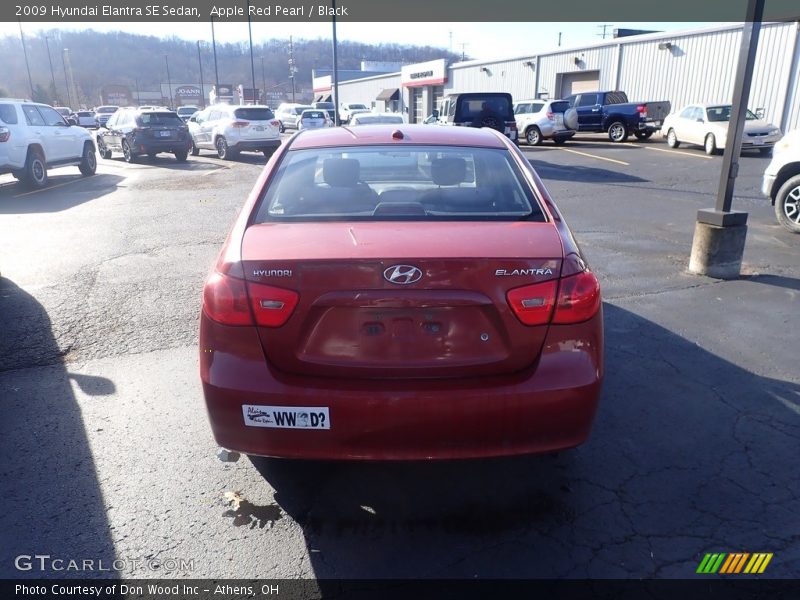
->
[436,93,518,144]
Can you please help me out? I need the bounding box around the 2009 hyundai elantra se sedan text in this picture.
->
[199,124,603,460]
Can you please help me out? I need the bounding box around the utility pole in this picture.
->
[211,16,220,94]
[460,42,468,62]
[288,35,297,103]
[597,24,613,39]
[558,32,562,47]
[260,56,266,106]
[44,36,59,104]
[61,48,72,108]
[197,41,205,109]
[164,54,173,109]
[62,48,79,109]
[17,20,35,100]
[331,0,340,125]
[246,0,257,104]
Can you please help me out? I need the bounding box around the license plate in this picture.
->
[753,138,764,145]
[242,405,330,429]
[253,125,264,131]
[159,130,171,137]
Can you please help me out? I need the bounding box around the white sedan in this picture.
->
[349,112,406,126]
[662,103,782,155]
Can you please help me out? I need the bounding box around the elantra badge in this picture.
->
[383,264,423,285]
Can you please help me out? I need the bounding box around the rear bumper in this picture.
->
[230,139,281,152]
[199,310,604,460]
[132,138,192,154]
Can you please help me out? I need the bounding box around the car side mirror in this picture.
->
[67,118,78,126]
[189,116,197,122]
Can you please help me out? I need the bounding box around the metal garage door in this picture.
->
[410,88,423,123]
[431,85,444,116]
[560,71,601,98]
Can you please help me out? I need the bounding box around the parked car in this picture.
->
[94,105,119,127]
[514,99,576,146]
[96,107,191,162]
[274,103,311,133]
[663,103,782,156]
[199,124,603,460]
[340,102,370,123]
[0,98,96,188]
[297,109,331,130]
[72,110,97,128]
[176,105,200,123]
[563,91,671,142]
[311,101,337,123]
[53,106,73,118]
[349,112,406,126]
[435,92,518,143]
[762,128,800,233]
[188,104,281,160]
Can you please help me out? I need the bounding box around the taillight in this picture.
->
[546,111,554,121]
[508,121,517,130]
[636,104,647,118]
[270,120,280,127]
[202,272,253,326]
[507,280,557,326]
[553,271,601,324]
[232,120,249,128]
[0,126,9,142]
[246,282,299,327]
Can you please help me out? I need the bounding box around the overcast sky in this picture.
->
[0,22,717,61]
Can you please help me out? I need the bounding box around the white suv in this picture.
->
[188,104,282,160]
[0,98,96,188]
[762,128,800,233]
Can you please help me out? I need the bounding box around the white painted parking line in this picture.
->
[556,147,630,166]
[12,177,84,198]
[643,146,715,160]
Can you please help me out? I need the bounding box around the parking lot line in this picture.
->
[556,147,630,166]
[12,177,84,198]
[643,146,716,160]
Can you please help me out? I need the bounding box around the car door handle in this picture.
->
[591,108,600,112]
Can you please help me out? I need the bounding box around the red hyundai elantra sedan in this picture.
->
[200,124,603,460]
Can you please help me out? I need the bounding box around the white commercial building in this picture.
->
[322,22,800,131]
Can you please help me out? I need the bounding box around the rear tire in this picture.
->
[190,141,200,156]
[774,174,800,234]
[122,140,137,163]
[552,137,567,146]
[262,149,275,158]
[174,150,188,162]
[704,133,719,155]
[759,147,772,157]
[78,142,97,176]
[666,128,680,148]
[22,149,48,189]
[278,122,285,133]
[634,130,653,140]
[608,121,628,142]
[216,136,230,160]
[97,138,113,159]
[525,126,542,146]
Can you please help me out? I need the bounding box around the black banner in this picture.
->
[4,0,800,22]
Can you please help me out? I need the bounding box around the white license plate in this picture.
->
[253,125,264,131]
[753,138,764,145]
[242,405,330,429]
[159,130,171,137]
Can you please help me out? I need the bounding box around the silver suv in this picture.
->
[275,103,311,133]
[0,98,96,188]
[514,99,575,146]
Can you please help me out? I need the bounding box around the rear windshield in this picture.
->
[234,107,274,121]
[302,111,325,119]
[292,106,311,115]
[137,112,184,125]
[352,115,404,125]
[253,145,545,222]
[77,111,94,117]
[549,101,570,113]
[177,107,197,115]
[97,106,118,113]
[315,102,335,109]
[0,104,18,124]
[456,96,513,120]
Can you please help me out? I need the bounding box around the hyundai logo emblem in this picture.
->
[383,264,423,285]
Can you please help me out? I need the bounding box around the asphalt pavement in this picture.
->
[0,134,798,581]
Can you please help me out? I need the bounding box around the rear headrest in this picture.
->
[430,157,467,186]
[323,158,360,187]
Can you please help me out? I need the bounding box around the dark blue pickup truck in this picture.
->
[563,91,671,142]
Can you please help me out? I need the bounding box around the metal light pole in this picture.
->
[17,20,35,100]
[164,54,173,109]
[260,56,266,104]
[331,0,340,125]
[44,36,59,104]
[288,36,297,103]
[211,17,220,94]
[246,0,257,104]
[197,41,206,109]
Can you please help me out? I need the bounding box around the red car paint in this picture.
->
[200,125,603,460]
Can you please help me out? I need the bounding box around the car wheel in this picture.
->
[759,147,772,157]
[22,148,48,189]
[525,126,542,146]
[704,133,719,155]
[774,174,800,234]
[634,130,653,140]
[147,152,157,161]
[174,150,188,162]
[97,138,112,159]
[666,128,680,148]
[122,140,137,163]
[190,141,200,156]
[278,122,285,134]
[607,121,628,142]
[216,136,230,160]
[552,137,567,146]
[78,142,97,176]
[262,149,275,159]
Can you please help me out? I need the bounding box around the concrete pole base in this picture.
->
[688,222,748,279]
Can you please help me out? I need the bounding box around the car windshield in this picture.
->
[254,145,544,222]
[177,107,197,115]
[138,112,183,125]
[97,106,117,113]
[706,106,758,121]
[348,104,367,110]
[315,102,335,109]
[234,107,274,120]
